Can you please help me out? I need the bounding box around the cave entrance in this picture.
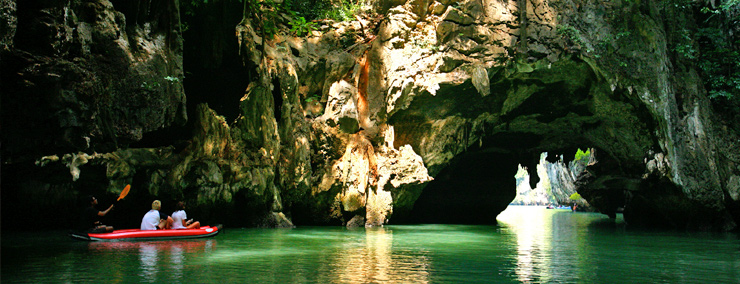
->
[511,150,593,207]
[397,150,518,224]
[396,148,594,225]
[512,155,558,206]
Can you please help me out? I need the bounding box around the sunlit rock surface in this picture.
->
[3,0,740,230]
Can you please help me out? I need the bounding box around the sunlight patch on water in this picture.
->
[496,205,588,283]
[205,247,315,263]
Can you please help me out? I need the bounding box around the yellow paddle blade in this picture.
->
[117,184,131,201]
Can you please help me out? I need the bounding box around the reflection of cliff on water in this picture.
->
[203,227,432,283]
[496,206,597,283]
[332,227,431,283]
[88,240,216,282]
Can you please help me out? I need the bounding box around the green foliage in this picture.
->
[695,1,740,102]
[667,0,694,9]
[556,24,584,47]
[706,0,740,14]
[140,80,161,91]
[569,192,582,200]
[615,31,631,40]
[593,28,633,71]
[321,0,362,22]
[573,148,591,166]
[245,0,285,38]
[287,0,361,22]
[674,31,697,60]
[288,0,333,21]
[289,16,318,36]
[181,0,361,39]
[305,93,320,103]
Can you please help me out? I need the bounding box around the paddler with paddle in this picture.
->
[80,184,130,233]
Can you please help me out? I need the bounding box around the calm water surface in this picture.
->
[3,206,740,283]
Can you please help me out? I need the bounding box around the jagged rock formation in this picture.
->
[510,152,593,210]
[2,0,186,157]
[224,0,740,229]
[543,152,593,210]
[1,0,186,228]
[3,0,740,230]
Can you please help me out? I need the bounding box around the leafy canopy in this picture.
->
[694,0,740,102]
[181,0,361,38]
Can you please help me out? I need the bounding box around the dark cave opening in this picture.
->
[395,150,518,224]
[390,130,603,225]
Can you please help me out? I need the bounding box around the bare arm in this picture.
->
[97,204,114,216]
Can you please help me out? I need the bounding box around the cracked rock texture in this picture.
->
[3,0,740,230]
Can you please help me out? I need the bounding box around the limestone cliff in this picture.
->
[3,0,740,231]
[228,0,740,229]
[1,0,186,229]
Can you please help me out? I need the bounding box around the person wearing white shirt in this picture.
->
[171,201,200,229]
[140,200,173,230]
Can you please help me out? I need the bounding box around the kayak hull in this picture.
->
[70,225,222,241]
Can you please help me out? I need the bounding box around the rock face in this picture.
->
[3,0,186,158]
[3,0,740,230]
[1,0,185,228]
[544,152,594,211]
[509,152,593,210]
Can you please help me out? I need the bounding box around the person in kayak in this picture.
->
[141,200,173,230]
[171,201,201,229]
[81,195,114,233]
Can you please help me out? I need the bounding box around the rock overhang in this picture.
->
[382,38,657,222]
[5,0,739,230]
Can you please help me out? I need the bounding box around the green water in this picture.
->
[2,206,739,283]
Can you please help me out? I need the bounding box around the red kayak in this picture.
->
[70,225,222,241]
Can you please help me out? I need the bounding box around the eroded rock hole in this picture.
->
[510,151,594,210]
[396,148,597,225]
[397,151,518,224]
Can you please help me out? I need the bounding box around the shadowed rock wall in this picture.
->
[1,0,186,229]
[3,0,740,230]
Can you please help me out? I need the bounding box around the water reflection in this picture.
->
[332,228,431,283]
[4,214,740,283]
[88,240,215,283]
[202,227,432,283]
[139,243,158,281]
[497,206,593,283]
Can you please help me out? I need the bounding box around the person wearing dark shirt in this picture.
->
[81,195,114,233]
